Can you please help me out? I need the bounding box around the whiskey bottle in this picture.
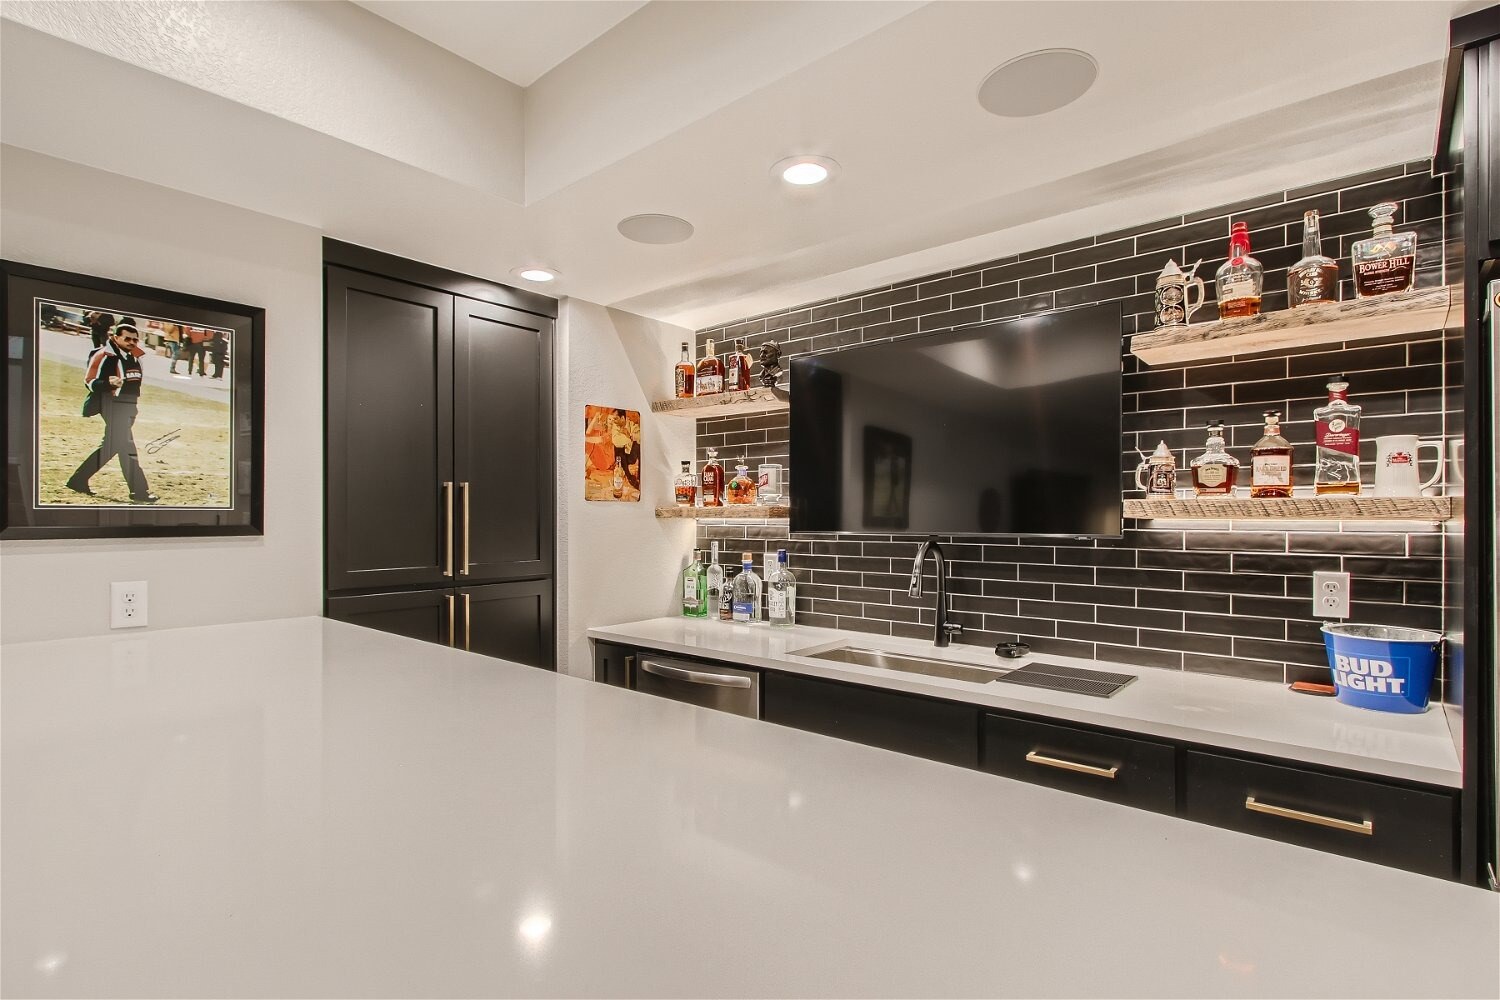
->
[1250,410,1293,499]
[1288,210,1339,308]
[705,542,725,619]
[681,550,707,618]
[673,460,699,506]
[1351,202,1417,299]
[731,552,762,623]
[1313,378,1362,495]
[766,549,797,628]
[725,463,757,505]
[1215,221,1264,318]
[701,448,724,507]
[1189,420,1240,496]
[724,338,753,392]
[674,342,695,399]
[695,338,724,396]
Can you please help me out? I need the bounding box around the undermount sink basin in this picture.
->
[800,645,1008,684]
[797,645,1139,698]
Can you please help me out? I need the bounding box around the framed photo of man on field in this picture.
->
[2,261,264,538]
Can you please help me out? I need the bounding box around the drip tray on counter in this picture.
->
[992,661,1136,698]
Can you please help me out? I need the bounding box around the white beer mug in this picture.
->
[1373,435,1443,497]
[1448,438,1465,496]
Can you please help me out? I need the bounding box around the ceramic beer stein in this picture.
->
[1153,259,1206,331]
[1372,435,1443,497]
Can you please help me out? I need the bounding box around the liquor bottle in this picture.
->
[681,549,707,618]
[726,463,757,504]
[1313,377,1362,495]
[724,338,753,392]
[701,448,724,507]
[1287,210,1339,308]
[731,552,762,623]
[717,563,736,621]
[1215,221,1264,318]
[1351,202,1417,299]
[674,342,695,399]
[1189,420,1240,496]
[705,542,725,620]
[611,457,625,499]
[673,460,698,506]
[1250,410,1293,498]
[695,338,724,396]
[766,549,797,628]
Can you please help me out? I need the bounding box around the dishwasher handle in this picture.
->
[639,659,753,689]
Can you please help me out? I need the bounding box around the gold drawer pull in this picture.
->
[1025,751,1118,779]
[1244,797,1373,836]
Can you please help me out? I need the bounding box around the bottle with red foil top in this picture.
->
[1313,377,1362,495]
[1215,221,1264,318]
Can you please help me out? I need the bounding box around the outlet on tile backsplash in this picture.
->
[692,160,1461,690]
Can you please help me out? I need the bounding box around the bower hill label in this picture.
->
[1353,254,1415,297]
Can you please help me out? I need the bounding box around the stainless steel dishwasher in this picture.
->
[634,654,761,719]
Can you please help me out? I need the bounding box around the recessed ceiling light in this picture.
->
[978,48,1098,118]
[617,214,695,244]
[514,267,557,282]
[772,155,839,186]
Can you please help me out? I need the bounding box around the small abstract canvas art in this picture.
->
[584,405,641,502]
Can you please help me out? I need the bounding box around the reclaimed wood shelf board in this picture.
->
[1124,496,1455,522]
[1129,286,1456,366]
[655,504,790,520]
[649,388,788,418]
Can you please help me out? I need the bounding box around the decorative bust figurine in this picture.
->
[757,340,783,388]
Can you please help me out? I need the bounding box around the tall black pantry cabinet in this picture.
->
[322,241,556,669]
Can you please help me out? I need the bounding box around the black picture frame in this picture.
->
[862,425,912,530]
[2,260,264,538]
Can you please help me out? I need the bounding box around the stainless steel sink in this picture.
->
[801,646,1008,684]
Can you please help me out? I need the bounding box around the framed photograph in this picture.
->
[2,260,264,538]
[583,404,641,502]
[862,425,911,530]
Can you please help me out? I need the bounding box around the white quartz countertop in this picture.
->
[588,617,1463,787]
[4,617,1494,999]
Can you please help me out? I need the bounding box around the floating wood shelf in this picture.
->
[1129,286,1456,366]
[649,387,788,418]
[1124,496,1455,522]
[655,504,790,520]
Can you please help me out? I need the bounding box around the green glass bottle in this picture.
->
[681,549,708,618]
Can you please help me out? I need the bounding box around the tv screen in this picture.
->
[789,303,1122,536]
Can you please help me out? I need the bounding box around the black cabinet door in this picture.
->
[453,297,553,583]
[326,267,454,591]
[461,579,555,670]
[1183,751,1457,880]
[326,589,449,646]
[593,641,635,687]
[982,713,1177,814]
[763,671,978,767]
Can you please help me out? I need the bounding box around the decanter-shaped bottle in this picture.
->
[1250,410,1293,499]
[1216,221,1263,318]
[1288,210,1339,308]
[1313,378,1362,495]
[1351,202,1417,298]
[1189,420,1240,496]
[725,463,757,505]
[731,553,762,623]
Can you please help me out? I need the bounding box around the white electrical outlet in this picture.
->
[1313,571,1350,619]
[110,581,148,629]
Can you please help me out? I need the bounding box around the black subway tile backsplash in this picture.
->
[694,161,1457,689]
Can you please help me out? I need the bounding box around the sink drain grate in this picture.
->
[992,661,1136,698]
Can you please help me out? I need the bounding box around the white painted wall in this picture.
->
[554,299,694,678]
[0,146,324,642]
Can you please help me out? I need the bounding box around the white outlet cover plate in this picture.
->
[110,581,148,629]
[1312,571,1350,619]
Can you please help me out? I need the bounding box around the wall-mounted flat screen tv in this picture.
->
[790,303,1122,537]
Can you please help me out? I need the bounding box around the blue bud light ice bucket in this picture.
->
[1321,623,1442,714]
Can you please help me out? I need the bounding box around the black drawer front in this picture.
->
[763,672,978,768]
[1183,751,1456,879]
[982,714,1177,814]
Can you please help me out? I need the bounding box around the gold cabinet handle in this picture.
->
[461,481,471,576]
[463,592,471,651]
[1245,797,1373,836]
[446,593,455,647]
[1025,750,1119,779]
[442,481,454,577]
[625,654,635,688]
